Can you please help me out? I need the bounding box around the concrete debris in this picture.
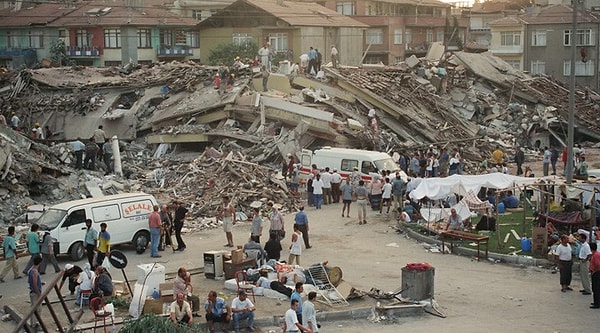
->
[2,52,600,227]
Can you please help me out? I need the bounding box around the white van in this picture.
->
[298,147,404,181]
[36,193,158,260]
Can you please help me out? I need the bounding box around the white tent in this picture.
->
[408,173,540,201]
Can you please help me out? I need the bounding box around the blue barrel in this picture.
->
[497,202,505,214]
[521,237,532,252]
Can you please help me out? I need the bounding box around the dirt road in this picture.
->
[0,199,595,332]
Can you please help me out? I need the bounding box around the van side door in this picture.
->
[91,204,121,243]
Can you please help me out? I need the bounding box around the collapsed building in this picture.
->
[1,50,600,224]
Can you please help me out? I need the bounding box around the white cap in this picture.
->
[65,264,74,270]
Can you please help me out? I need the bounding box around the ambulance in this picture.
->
[298,147,404,181]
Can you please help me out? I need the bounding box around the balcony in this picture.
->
[0,47,36,59]
[157,45,194,57]
[67,46,101,57]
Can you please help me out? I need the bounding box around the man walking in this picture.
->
[149,205,162,258]
[290,282,304,324]
[83,219,98,268]
[219,195,236,248]
[22,224,41,275]
[173,201,188,251]
[283,299,312,333]
[0,226,21,282]
[294,206,311,249]
[39,230,60,274]
[302,291,319,333]
[590,242,600,308]
[28,256,44,329]
[321,168,332,205]
[554,235,573,292]
[97,223,110,265]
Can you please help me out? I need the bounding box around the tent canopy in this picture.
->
[408,173,539,201]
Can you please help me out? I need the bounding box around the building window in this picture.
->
[564,29,594,46]
[58,29,67,38]
[405,29,412,46]
[192,10,202,20]
[563,60,594,76]
[505,60,521,70]
[500,31,520,46]
[426,29,433,43]
[28,30,44,48]
[160,30,174,48]
[436,30,444,42]
[366,28,383,45]
[336,1,355,15]
[175,30,187,45]
[104,29,120,48]
[6,31,19,48]
[530,60,545,75]
[233,33,253,46]
[268,33,288,52]
[532,30,546,46]
[137,29,151,48]
[75,29,91,47]
[393,29,403,44]
[187,31,199,48]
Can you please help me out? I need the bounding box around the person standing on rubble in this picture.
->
[542,146,551,176]
[93,125,106,162]
[258,43,271,69]
[0,113,7,126]
[173,201,188,251]
[84,137,99,170]
[257,65,269,93]
[102,137,113,175]
[550,145,559,175]
[307,47,317,75]
[330,45,338,69]
[10,112,20,130]
[218,195,236,248]
[515,147,525,176]
[70,137,85,170]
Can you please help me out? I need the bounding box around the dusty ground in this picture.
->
[1,197,597,333]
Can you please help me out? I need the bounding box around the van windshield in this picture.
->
[373,158,399,172]
[37,209,67,230]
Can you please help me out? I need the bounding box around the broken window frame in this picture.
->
[563,60,594,76]
[137,28,152,48]
[103,28,120,49]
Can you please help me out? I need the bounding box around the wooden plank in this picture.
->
[503,233,511,243]
[510,229,521,241]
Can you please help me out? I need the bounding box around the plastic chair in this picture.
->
[90,297,114,333]
[80,290,92,310]
[234,270,256,302]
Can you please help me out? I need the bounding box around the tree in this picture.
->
[48,39,69,67]
[207,41,259,65]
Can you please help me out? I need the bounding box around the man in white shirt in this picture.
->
[553,235,573,292]
[302,291,319,332]
[283,299,312,333]
[330,45,338,68]
[170,292,193,326]
[320,168,332,205]
[578,233,593,295]
[330,169,342,203]
[231,290,256,332]
[380,178,393,214]
[312,174,324,209]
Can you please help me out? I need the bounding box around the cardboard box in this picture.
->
[223,258,257,279]
[231,249,244,264]
[142,299,166,314]
[531,227,547,255]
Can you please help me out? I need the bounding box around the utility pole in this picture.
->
[566,0,580,184]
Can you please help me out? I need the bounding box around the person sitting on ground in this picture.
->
[75,263,96,306]
[170,292,193,326]
[173,267,200,316]
[503,190,519,209]
[475,209,496,231]
[264,232,282,261]
[231,290,256,332]
[397,209,411,223]
[91,266,113,299]
[59,264,82,296]
[205,290,231,333]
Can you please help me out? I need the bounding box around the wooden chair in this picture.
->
[234,270,256,302]
[90,297,114,333]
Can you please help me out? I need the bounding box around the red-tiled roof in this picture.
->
[48,0,198,27]
[488,15,523,26]
[519,4,600,25]
[0,3,77,27]
[237,0,368,27]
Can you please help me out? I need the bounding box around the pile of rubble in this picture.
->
[2,51,600,225]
